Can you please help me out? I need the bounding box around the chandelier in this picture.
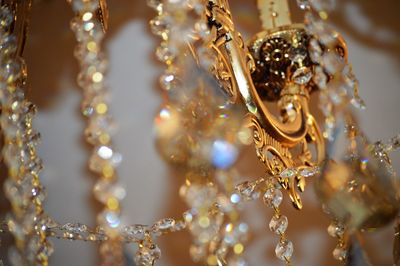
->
[0,0,399,265]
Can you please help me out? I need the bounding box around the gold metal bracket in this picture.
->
[206,0,326,209]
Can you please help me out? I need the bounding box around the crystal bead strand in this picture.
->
[147,0,207,86]
[235,167,319,264]
[149,1,251,264]
[263,177,293,265]
[295,0,365,140]
[327,220,348,262]
[69,1,125,264]
[215,170,250,266]
[180,171,250,265]
[0,4,53,265]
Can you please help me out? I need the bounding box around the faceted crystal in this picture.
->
[279,168,297,179]
[89,145,122,173]
[159,71,179,91]
[153,218,175,231]
[150,15,171,37]
[333,245,347,261]
[123,224,146,241]
[327,223,344,238]
[183,211,193,223]
[0,6,13,29]
[4,176,34,208]
[299,166,319,177]
[62,223,88,234]
[236,181,257,199]
[269,215,288,235]
[0,34,18,56]
[93,180,126,203]
[1,59,23,83]
[292,67,312,85]
[36,241,54,260]
[156,42,177,64]
[85,115,117,144]
[275,240,294,261]
[172,221,186,231]
[135,245,161,266]
[263,188,283,208]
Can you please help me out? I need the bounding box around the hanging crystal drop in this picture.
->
[333,245,347,261]
[327,222,344,238]
[263,188,283,208]
[134,244,161,266]
[269,215,288,235]
[275,239,294,261]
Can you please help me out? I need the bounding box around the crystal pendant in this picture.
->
[292,67,312,85]
[135,245,161,266]
[332,245,347,261]
[123,224,146,241]
[263,188,283,208]
[327,222,344,238]
[269,215,288,235]
[153,218,176,232]
[236,181,258,200]
[275,239,294,261]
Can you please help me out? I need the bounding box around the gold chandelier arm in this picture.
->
[224,35,308,145]
[257,0,292,29]
[210,3,308,146]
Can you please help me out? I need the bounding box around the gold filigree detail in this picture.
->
[206,0,325,209]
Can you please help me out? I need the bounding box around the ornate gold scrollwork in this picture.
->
[206,0,327,209]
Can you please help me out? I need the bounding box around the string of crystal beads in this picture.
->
[327,220,348,262]
[295,0,365,140]
[28,216,187,243]
[179,170,250,265]
[69,0,124,264]
[149,1,252,264]
[0,4,53,265]
[235,166,320,264]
